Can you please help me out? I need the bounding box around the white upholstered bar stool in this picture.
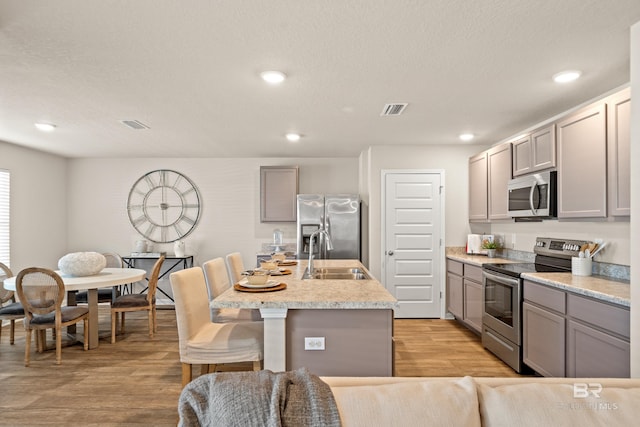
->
[170,267,263,387]
[225,252,245,284]
[202,258,261,323]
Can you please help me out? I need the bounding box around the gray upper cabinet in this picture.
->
[260,166,299,222]
[512,124,556,177]
[487,142,512,220]
[468,151,488,221]
[607,88,631,217]
[468,142,512,222]
[511,134,533,176]
[557,103,607,218]
[531,124,556,172]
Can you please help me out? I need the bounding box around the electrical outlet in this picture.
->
[304,337,325,350]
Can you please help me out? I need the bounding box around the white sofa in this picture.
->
[322,376,640,426]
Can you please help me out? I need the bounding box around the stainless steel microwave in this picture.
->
[507,171,557,219]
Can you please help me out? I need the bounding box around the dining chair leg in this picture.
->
[24,328,32,367]
[10,320,16,344]
[182,363,192,387]
[148,309,153,339]
[55,325,62,365]
[111,312,117,344]
[120,312,126,335]
[37,330,45,353]
[153,305,157,333]
[83,318,89,351]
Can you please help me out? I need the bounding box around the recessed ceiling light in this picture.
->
[34,123,56,132]
[553,70,582,83]
[459,133,474,142]
[260,70,287,84]
[285,133,301,142]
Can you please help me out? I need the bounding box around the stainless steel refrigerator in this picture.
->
[296,194,361,260]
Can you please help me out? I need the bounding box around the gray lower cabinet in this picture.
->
[446,259,482,334]
[566,292,630,378]
[567,320,630,378]
[463,279,483,332]
[523,280,630,378]
[523,301,565,377]
[446,271,463,319]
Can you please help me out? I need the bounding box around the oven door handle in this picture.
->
[482,271,519,288]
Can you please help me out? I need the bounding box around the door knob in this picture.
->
[388,250,394,256]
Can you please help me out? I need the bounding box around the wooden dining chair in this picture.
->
[75,252,123,304]
[15,267,89,366]
[202,258,261,323]
[110,255,164,343]
[170,267,263,387]
[0,262,25,346]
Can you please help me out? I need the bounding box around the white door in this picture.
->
[383,171,443,318]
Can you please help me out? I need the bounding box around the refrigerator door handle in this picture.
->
[323,217,331,259]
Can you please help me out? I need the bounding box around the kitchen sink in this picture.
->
[301,267,371,280]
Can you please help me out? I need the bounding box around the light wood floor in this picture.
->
[0,308,522,425]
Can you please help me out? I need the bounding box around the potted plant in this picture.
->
[482,239,500,258]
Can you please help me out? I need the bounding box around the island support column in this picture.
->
[259,308,288,372]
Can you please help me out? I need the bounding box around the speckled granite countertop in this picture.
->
[445,247,519,266]
[211,259,398,310]
[446,247,630,307]
[521,273,630,307]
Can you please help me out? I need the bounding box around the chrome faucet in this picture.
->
[308,228,333,274]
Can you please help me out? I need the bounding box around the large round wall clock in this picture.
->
[127,169,202,243]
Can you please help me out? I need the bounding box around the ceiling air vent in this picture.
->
[120,120,150,130]
[380,103,408,116]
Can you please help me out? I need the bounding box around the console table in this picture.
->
[122,255,194,302]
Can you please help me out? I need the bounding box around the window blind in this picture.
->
[0,169,9,266]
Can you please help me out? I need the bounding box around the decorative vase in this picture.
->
[58,252,106,277]
[134,240,148,253]
[174,240,186,257]
[487,249,496,258]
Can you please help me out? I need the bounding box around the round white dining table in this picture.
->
[3,267,146,349]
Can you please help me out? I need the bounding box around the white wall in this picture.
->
[0,141,67,271]
[629,20,639,378]
[66,157,358,284]
[364,144,486,280]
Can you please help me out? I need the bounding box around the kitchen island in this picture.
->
[211,259,397,375]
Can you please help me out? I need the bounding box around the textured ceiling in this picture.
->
[1,0,640,158]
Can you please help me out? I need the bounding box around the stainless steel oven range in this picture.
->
[481,237,589,373]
